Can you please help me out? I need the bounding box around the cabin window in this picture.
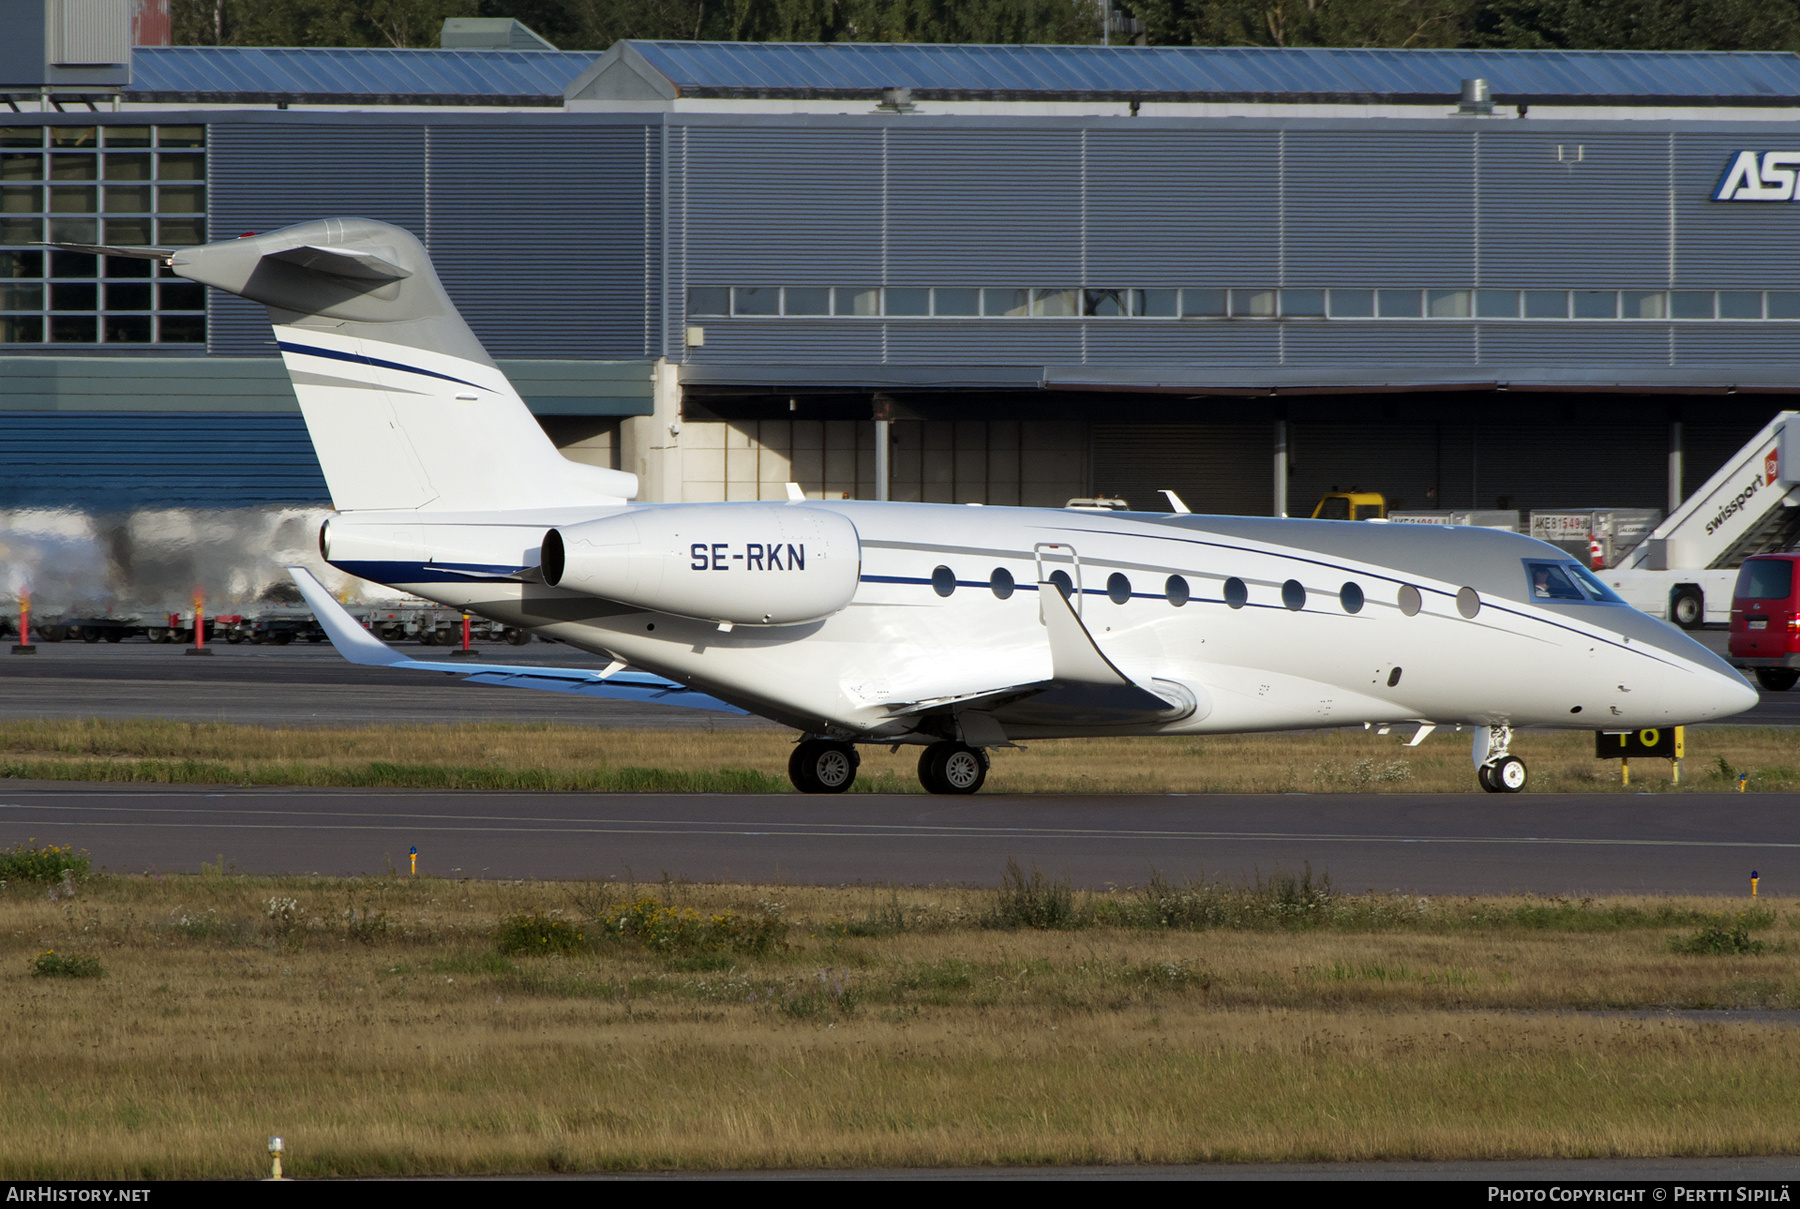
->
[1165,575,1189,607]
[1107,573,1131,604]
[1223,577,1248,609]
[1048,569,1074,600]
[1524,560,1623,603]
[1397,585,1422,616]
[931,566,956,597]
[1457,587,1481,618]
[989,567,1015,599]
[1340,582,1364,613]
[1281,579,1306,611]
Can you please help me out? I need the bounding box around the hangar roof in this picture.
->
[126,46,594,107]
[572,41,1800,107]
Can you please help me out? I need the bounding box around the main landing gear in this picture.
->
[789,738,859,794]
[786,738,992,795]
[918,741,989,795]
[1474,724,1527,793]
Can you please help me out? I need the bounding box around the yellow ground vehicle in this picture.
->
[1311,491,1387,521]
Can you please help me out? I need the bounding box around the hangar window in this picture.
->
[1280,289,1324,317]
[1427,289,1470,318]
[1670,291,1713,319]
[0,124,207,346]
[984,288,1030,318]
[1771,292,1800,319]
[732,286,779,316]
[1476,289,1519,318]
[1033,288,1078,318]
[1377,289,1421,318]
[1165,574,1189,606]
[1180,288,1226,318]
[1523,290,1569,319]
[1719,291,1764,320]
[688,287,728,316]
[1327,289,1374,318]
[1084,289,1128,318]
[783,287,830,316]
[836,287,881,317]
[935,287,979,317]
[886,287,929,316]
[1230,288,1275,318]
[1135,289,1178,317]
[1573,290,1618,319]
[1623,291,1667,319]
[1107,572,1131,604]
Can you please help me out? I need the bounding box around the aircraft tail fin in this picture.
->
[153,219,638,512]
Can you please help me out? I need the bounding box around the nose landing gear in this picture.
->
[1474,725,1527,793]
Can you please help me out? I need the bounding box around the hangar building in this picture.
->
[7,35,1800,521]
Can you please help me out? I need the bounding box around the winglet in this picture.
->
[287,567,410,667]
[1160,489,1191,514]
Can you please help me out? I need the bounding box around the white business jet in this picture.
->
[70,219,1758,795]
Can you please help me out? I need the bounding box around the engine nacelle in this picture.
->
[542,504,861,626]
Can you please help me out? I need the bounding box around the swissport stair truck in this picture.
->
[1605,411,1800,629]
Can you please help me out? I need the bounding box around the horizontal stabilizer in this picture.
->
[48,241,174,262]
[266,244,411,281]
[287,568,744,714]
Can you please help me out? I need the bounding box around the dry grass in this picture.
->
[1,870,1796,1176]
[0,717,1796,793]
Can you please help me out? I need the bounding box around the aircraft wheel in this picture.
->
[918,741,989,795]
[1477,763,1500,793]
[789,739,858,794]
[1670,587,1704,631]
[1491,756,1528,793]
[1754,668,1800,692]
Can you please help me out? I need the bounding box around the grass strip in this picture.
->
[0,867,1793,1176]
[4,717,1800,793]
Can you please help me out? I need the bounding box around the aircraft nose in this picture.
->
[1691,665,1759,723]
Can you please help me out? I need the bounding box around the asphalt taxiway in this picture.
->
[2,780,1790,894]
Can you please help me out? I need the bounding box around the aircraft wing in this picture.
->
[286,567,746,714]
[875,585,1200,730]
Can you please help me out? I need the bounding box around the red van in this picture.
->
[1729,553,1800,691]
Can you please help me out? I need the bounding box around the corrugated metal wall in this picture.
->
[209,121,654,360]
[208,123,427,356]
[0,413,329,509]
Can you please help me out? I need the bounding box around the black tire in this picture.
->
[1671,587,1704,631]
[306,634,323,643]
[1755,667,1800,692]
[1491,755,1528,793]
[788,739,859,794]
[504,628,532,646]
[105,631,122,643]
[80,629,97,643]
[270,630,293,646]
[226,632,244,644]
[1477,763,1500,793]
[918,741,989,795]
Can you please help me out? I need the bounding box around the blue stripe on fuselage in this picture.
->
[277,341,490,393]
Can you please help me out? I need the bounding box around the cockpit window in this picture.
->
[1525,560,1623,604]
[1567,564,1625,603]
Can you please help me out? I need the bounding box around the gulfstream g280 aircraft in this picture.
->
[72,219,1757,795]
